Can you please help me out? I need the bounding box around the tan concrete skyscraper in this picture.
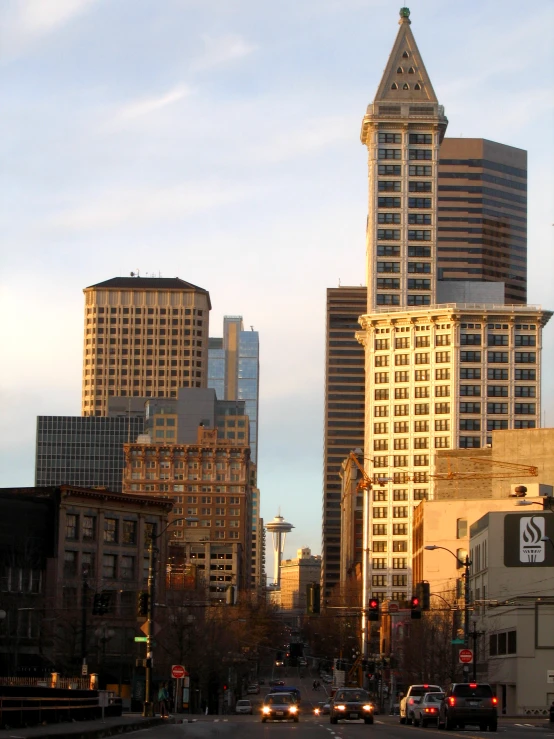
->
[82,276,211,416]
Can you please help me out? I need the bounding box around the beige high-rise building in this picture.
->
[280,548,321,611]
[82,276,211,416]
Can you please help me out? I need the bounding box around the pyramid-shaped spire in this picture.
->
[373,8,438,104]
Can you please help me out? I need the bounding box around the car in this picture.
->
[314,701,329,716]
[269,679,285,687]
[329,688,374,725]
[267,686,301,701]
[413,691,444,727]
[246,684,260,695]
[261,693,299,722]
[400,683,443,725]
[438,682,498,731]
[235,699,253,715]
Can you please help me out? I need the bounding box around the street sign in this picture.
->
[134,636,148,642]
[388,602,399,613]
[547,670,554,684]
[451,638,465,645]
[140,621,161,637]
[81,663,88,676]
[459,648,473,664]
[171,664,186,679]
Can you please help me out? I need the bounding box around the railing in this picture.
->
[0,676,90,690]
[367,303,544,314]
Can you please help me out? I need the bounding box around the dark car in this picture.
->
[261,693,299,722]
[329,688,374,724]
[439,682,498,731]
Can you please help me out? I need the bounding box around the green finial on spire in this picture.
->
[400,7,410,18]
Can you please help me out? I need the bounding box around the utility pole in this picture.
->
[463,554,471,681]
[143,535,156,717]
[81,567,89,674]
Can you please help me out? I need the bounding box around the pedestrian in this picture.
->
[158,682,169,718]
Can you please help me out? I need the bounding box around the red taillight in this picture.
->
[469,683,477,688]
[425,708,437,713]
[492,697,498,705]
[448,697,456,707]
[423,684,429,688]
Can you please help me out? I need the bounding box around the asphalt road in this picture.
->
[128,714,554,738]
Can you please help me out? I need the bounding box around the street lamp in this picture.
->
[143,516,198,717]
[424,545,472,650]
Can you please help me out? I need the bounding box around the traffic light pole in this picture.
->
[143,537,156,717]
[361,479,371,668]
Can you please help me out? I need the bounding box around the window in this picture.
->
[83,516,96,541]
[414,420,429,432]
[377,294,400,306]
[461,334,481,346]
[66,514,78,540]
[414,437,429,449]
[122,520,137,545]
[487,403,508,414]
[372,575,387,586]
[515,369,535,380]
[409,134,432,144]
[460,419,480,430]
[414,454,429,466]
[488,334,509,346]
[456,519,467,538]
[515,352,536,363]
[408,294,431,306]
[459,437,481,448]
[460,402,481,414]
[374,406,389,417]
[378,261,400,273]
[393,455,408,467]
[409,148,432,160]
[515,420,536,429]
[435,436,450,448]
[414,403,429,415]
[514,403,536,415]
[435,334,451,346]
[415,369,430,381]
[488,385,508,397]
[395,336,410,349]
[394,421,409,433]
[460,385,480,396]
[373,539,387,550]
[373,507,388,519]
[488,420,508,431]
[395,371,409,382]
[375,339,390,351]
[393,524,408,535]
[104,518,118,544]
[435,385,450,397]
[408,246,431,257]
[394,404,409,416]
[407,279,431,290]
[393,489,408,501]
[379,133,401,143]
[488,351,509,363]
[461,351,481,362]
[392,558,407,569]
[395,354,410,366]
[373,524,387,535]
[375,389,389,400]
[64,551,77,578]
[415,386,430,398]
[435,402,450,414]
[378,148,402,160]
[488,368,508,380]
[415,335,430,348]
[515,386,536,397]
[393,539,409,551]
[375,372,389,383]
[435,419,449,431]
[103,554,116,579]
[515,335,536,346]
[415,353,430,364]
[394,438,409,450]
[393,507,408,518]
[409,182,432,192]
[378,197,401,208]
[374,422,388,434]
[374,439,388,451]
[409,212,432,223]
[120,556,135,580]
[372,558,387,570]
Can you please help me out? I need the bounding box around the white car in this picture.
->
[413,691,444,727]
[400,684,442,725]
[235,699,253,715]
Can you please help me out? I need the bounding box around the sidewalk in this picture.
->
[0,714,168,739]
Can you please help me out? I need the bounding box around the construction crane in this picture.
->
[348,450,390,491]
[431,456,538,481]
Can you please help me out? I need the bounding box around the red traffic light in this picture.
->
[411,597,420,607]
[369,599,379,609]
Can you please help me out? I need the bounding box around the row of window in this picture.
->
[66,514,141,545]
[379,182,432,193]
[372,523,409,535]
[372,575,408,586]
[460,334,536,347]
[378,148,433,160]
[374,438,448,450]
[378,166,432,177]
[375,401,537,417]
[377,245,431,257]
[376,294,431,306]
[64,550,137,580]
[371,490,427,502]
[375,368,536,382]
[378,197,431,208]
[377,278,431,290]
[374,455,429,467]
[378,133,433,144]
[374,420,450,433]
[372,557,408,569]
[373,351,537,365]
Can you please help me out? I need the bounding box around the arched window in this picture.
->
[414,83,421,90]
[402,51,409,58]
[408,67,415,74]
[397,67,403,74]
[391,83,398,90]
[403,83,409,90]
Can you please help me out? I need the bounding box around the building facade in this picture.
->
[208,316,260,465]
[358,304,550,602]
[82,276,211,416]
[279,548,321,611]
[35,415,145,492]
[437,138,527,305]
[322,286,366,599]
[122,427,254,591]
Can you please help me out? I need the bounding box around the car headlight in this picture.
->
[363,705,372,711]
[337,705,346,711]
[289,705,298,713]
[314,708,320,715]
[263,706,270,714]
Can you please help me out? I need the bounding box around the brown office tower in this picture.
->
[321,286,366,600]
[82,277,211,416]
[437,139,527,304]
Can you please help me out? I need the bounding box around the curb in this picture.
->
[0,717,167,739]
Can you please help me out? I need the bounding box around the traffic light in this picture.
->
[307,583,321,614]
[416,581,431,611]
[368,597,380,622]
[137,591,149,617]
[410,594,422,619]
[93,592,111,616]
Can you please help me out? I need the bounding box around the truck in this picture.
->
[399,683,442,725]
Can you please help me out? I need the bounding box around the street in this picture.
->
[128,714,554,738]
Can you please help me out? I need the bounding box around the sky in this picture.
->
[1,0,553,579]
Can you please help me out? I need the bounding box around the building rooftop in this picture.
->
[85,276,211,301]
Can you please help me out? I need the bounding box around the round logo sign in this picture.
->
[171,664,186,679]
[458,649,473,664]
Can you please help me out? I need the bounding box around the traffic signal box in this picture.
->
[92,592,111,616]
[368,597,380,622]
[307,583,321,614]
[137,591,149,617]
[416,581,430,610]
[410,594,422,619]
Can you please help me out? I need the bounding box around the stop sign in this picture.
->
[171,664,186,679]
[459,649,473,664]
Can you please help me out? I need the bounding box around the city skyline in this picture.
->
[1,1,553,573]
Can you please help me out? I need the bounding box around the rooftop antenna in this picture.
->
[338,278,341,286]
[250,325,254,331]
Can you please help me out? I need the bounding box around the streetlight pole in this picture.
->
[81,567,89,675]
[425,545,472,676]
[469,615,485,682]
[143,516,198,718]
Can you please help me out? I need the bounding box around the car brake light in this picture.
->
[492,697,498,705]
[469,683,477,688]
[423,684,429,688]
[448,697,456,707]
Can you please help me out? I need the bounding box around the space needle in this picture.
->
[266,513,294,587]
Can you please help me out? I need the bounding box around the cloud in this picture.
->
[109,85,192,126]
[45,181,260,232]
[0,0,98,57]
[190,33,257,72]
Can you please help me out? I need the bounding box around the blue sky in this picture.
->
[1,0,553,578]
